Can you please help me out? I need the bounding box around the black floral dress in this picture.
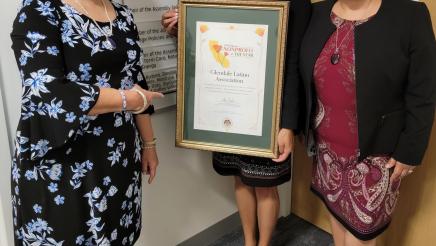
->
[10,0,153,245]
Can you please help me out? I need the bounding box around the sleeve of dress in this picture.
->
[392,3,436,166]
[10,1,100,161]
[280,0,312,131]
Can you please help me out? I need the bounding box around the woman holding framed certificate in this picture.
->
[163,0,311,245]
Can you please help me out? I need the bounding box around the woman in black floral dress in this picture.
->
[162,1,311,245]
[10,0,163,245]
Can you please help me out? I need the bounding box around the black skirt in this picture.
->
[213,152,292,187]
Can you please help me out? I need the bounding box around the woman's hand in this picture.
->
[127,85,164,112]
[272,129,295,162]
[386,158,416,184]
[142,147,159,184]
[161,9,179,36]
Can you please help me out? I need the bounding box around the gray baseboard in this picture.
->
[177,212,241,246]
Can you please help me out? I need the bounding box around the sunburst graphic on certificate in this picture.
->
[193,21,268,136]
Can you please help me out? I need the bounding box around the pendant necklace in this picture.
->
[331,18,355,65]
[75,0,117,49]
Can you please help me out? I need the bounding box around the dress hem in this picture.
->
[310,186,391,241]
[213,163,291,187]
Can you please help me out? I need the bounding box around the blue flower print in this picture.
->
[24,170,37,181]
[61,20,78,47]
[93,127,103,136]
[30,139,51,159]
[79,63,92,81]
[103,176,111,186]
[70,160,94,189]
[19,13,27,23]
[33,204,42,214]
[79,100,90,111]
[107,138,115,148]
[19,54,29,66]
[46,46,59,56]
[66,71,78,82]
[122,158,128,168]
[92,187,102,199]
[117,20,129,32]
[25,218,49,234]
[76,235,85,245]
[89,24,104,39]
[26,31,46,44]
[36,0,55,18]
[19,31,50,66]
[79,115,90,125]
[45,98,66,119]
[114,115,123,128]
[12,165,21,183]
[96,73,111,88]
[79,63,92,73]
[127,50,136,61]
[111,229,118,241]
[21,218,63,245]
[54,195,65,205]
[120,77,133,90]
[126,38,135,46]
[22,0,32,8]
[119,8,134,25]
[107,141,125,166]
[23,68,55,97]
[96,197,108,212]
[47,164,63,181]
[65,112,76,123]
[15,132,29,154]
[48,182,58,193]
[108,186,118,197]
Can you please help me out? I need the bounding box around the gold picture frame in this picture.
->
[176,0,289,158]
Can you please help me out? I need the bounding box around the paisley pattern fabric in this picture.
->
[10,0,153,245]
[311,13,400,240]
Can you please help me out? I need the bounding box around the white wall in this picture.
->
[0,1,291,245]
[0,1,18,245]
[0,83,13,246]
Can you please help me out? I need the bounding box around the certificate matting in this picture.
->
[177,0,288,158]
[193,21,268,136]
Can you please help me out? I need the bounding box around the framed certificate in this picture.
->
[176,0,289,158]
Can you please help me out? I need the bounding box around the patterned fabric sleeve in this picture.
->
[11,0,100,161]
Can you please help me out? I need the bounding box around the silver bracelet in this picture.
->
[131,88,148,114]
[119,90,127,111]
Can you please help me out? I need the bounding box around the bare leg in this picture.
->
[255,186,280,246]
[234,177,258,246]
[344,231,376,246]
[329,213,346,246]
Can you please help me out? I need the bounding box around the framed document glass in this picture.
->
[176,0,289,158]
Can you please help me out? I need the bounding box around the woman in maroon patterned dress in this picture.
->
[312,12,400,244]
[300,0,436,245]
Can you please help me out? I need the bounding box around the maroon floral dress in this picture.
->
[311,13,401,240]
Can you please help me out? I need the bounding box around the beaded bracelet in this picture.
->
[119,90,127,111]
[141,138,157,149]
